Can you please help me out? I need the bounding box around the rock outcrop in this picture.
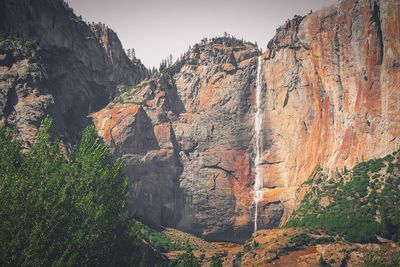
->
[93,0,400,242]
[256,0,400,226]
[0,0,147,144]
[93,37,260,242]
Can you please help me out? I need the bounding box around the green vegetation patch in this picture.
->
[0,118,143,266]
[112,84,142,104]
[111,84,146,106]
[0,32,38,45]
[118,84,140,96]
[287,154,400,243]
[280,233,335,253]
[363,248,400,267]
[210,254,223,267]
[168,247,200,267]
[131,221,188,252]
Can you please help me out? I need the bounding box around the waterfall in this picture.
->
[254,55,263,232]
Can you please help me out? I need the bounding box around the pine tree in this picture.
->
[169,247,200,267]
[0,118,138,266]
[160,59,167,72]
[210,255,223,267]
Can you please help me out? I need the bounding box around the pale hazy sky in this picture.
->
[67,0,337,68]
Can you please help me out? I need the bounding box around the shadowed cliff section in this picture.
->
[0,0,148,144]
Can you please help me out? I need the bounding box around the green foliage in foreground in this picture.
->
[168,247,200,267]
[287,153,400,243]
[0,118,140,266]
[0,32,5,42]
[363,248,400,267]
[210,255,223,267]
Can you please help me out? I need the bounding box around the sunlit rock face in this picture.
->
[256,0,400,225]
[0,0,147,144]
[93,38,260,242]
[94,0,399,242]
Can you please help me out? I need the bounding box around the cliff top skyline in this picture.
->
[66,0,336,68]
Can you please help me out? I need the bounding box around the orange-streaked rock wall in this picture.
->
[256,0,400,223]
[92,0,400,241]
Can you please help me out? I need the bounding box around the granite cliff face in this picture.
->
[256,0,400,226]
[93,0,400,242]
[93,38,260,242]
[0,0,147,144]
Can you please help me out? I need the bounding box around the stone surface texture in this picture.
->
[0,0,147,144]
[93,0,400,242]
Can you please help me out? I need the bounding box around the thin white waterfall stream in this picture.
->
[254,55,263,232]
